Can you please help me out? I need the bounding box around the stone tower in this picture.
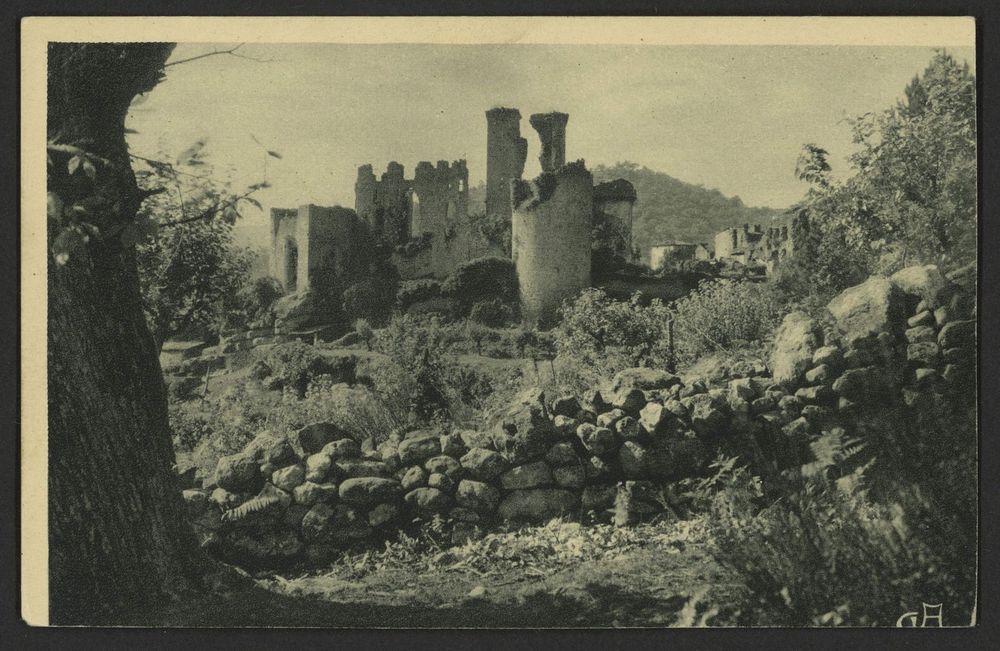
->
[512,158,594,327]
[529,112,569,173]
[485,107,528,222]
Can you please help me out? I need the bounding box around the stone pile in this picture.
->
[176,264,975,570]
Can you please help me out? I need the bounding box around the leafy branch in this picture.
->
[158,184,267,228]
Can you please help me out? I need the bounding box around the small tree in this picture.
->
[134,142,262,349]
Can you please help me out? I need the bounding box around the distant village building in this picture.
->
[712,213,807,274]
[649,242,710,270]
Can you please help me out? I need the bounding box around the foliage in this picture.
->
[702,376,977,627]
[442,256,519,313]
[469,210,513,256]
[169,404,213,452]
[780,51,976,303]
[669,279,784,367]
[235,276,284,329]
[396,279,442,312]
[263,341,356,397]
[395,232,434,257]
[354,318,374,351]
[555,288,675,391]
[341,265,398,327]
[404,297,460,321]
[262,372,408,445]
[592,162,777,264]
[134,141,261,348]
[373,315,458,423]
[469,298,516,328]
[322,516,697,584]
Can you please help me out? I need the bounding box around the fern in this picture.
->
[803,427,870,493]
[220,494,282,523]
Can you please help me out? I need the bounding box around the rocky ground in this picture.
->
[126,518,744,627]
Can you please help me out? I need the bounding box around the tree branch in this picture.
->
[163,43,272,68]
[129,153,209,179]
[158,187,260,228]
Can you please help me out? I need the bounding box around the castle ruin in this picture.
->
[485,107,529,222]
[713,213,808,273]
[511,112,594,326]
[271,105,639,329]
[270,204,371,294]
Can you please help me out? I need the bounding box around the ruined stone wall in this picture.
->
[301,205,372,290]
[485,108,528,222]
[512,161,594,326]
[355,162,410,245]
[270,208,301,292]
[270,204,372,294]
[391,220,504,281]
[411,159,469,236]
[593,178,637,263]
[177,264,974,571]
[529,112,569,173]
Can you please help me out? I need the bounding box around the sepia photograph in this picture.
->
[21,16,979,629]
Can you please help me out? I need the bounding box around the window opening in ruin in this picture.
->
[285,238,298,292]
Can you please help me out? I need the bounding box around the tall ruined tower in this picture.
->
[485,107,528,222]
[529,112,569,173]
[512,112,593,327]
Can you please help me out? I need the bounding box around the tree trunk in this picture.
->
[46,43,211,624]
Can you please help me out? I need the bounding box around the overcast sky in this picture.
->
[125,43,975,244]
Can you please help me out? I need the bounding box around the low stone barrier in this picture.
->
[176,264,975,570]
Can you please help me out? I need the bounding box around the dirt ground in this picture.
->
[130,520,746,628]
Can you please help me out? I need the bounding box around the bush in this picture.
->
[342,265,398,326]
[396,279,442,312]
[670,279,784,368]
[555,288,675,391]
[405,297,460,320]
[469,298,515,327]
[169,404,214,452]
[237,276,284,329]
[264,342,357,397]
[373,315,457,423]
[442,256,518,313]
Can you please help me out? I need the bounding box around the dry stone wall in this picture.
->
[175,263,975,571]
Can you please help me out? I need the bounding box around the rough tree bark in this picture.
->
[46,43,215,624]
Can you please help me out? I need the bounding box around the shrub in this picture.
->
[264,342,356,397]
[555,288,675,391]
[670,279,784,368]
[169,403,214,452]
[373,315,457,423]
[237,276,284,329]
[469,298,515,327]
[405,297,460,320]
[342,269,398,326]
[442,256,518,313]
[354,318,374,351]
[396,279,442,312]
